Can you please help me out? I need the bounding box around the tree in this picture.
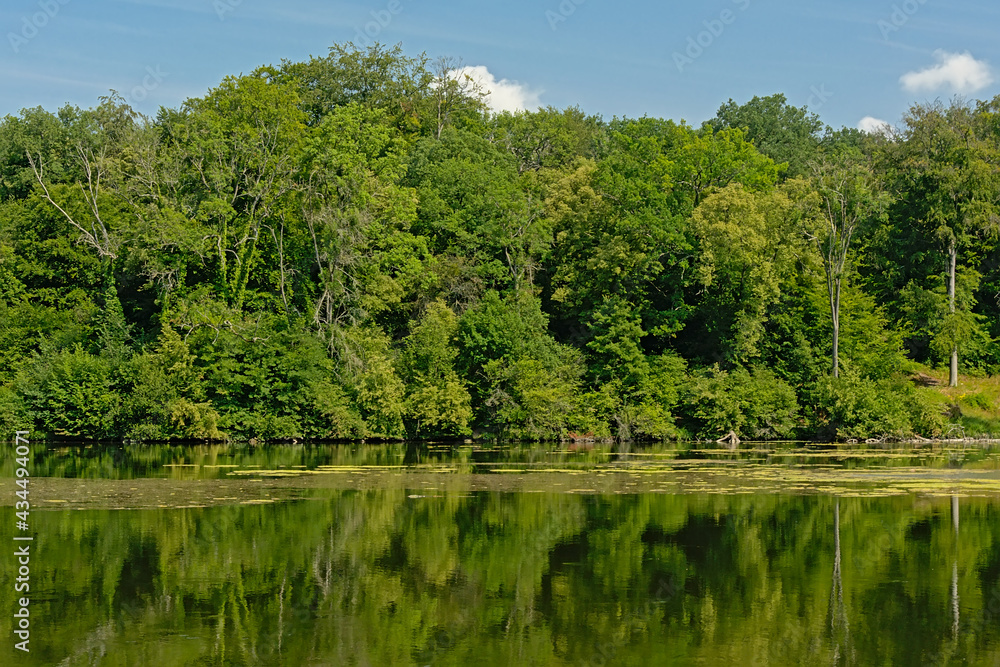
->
[296,102,424,350]
[400,300,472,436]
[17,96,149,357]
[672,125,781,208]
[883,100,1000,386]
[545,120,691,354]
[24,95,139,267]
[689,181,809,366]
[277,42,432,132]
[0,105,81,201]
[487,106,603,174]
[427,57,488,140]
[162,74,307,311]
[808,154,887,377]
[709,93,824,178]
[406,128,548,296]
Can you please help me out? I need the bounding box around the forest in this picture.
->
[3,42,1000,443]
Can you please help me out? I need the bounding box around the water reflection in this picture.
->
[827,500,851,664]
[2,488,1000,665]
[6,441,1000,480]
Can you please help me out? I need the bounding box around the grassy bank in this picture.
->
[912,367,1000,437]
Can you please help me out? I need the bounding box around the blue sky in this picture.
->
[2,0,999,132]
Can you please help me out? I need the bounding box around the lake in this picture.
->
[3,442,1000,665]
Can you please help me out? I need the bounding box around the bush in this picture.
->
[401,300,473,437]
[907,388,947,437]
[20,346,122,439]
[338,326,405,439]
[617,353,687,441]
[483,357,576,440]
[0,385,27,440]
[679,366,799,440]
[805,373,941,440]
[566,387,616,439]
[190,317,370,441]
[458,290,584,438]
[167,398,225,440]
[308,379,366,440]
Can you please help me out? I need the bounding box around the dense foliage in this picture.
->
[3,43,1000,442]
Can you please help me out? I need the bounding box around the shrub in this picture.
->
[167,398,225,440]
[20,346,122,439]
[906,388,946,438]
[339,326,405,439]
[807,374,926,440]
[483,357,576,440]
[679,366,799,440]
[0,385,26,440]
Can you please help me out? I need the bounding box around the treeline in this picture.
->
[2,43,1000,443]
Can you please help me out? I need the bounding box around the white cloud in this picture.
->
[451,65,542,114]
[900,50,994,93]
[858,116,892,134]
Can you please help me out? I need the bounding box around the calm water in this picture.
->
[3,442,1000,666]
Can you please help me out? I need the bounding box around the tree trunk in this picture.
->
[831,278,841,378]
[948,241,958,387]
[716,430,740,449]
